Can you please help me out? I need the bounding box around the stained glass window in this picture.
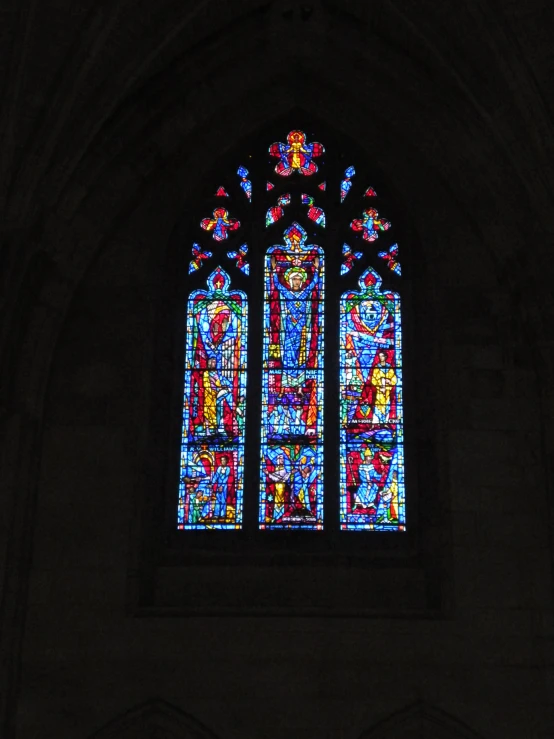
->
[178,128,407,534]
[301,194,326,227]
[266,194,291,226]
[227,244,250,275]
[260,223,325,529]
[237,166,252,200]
[178,268,247,529]
[341,166,356,202]
[339,268,405,530]
[201,208,240,241]
[269,130,324,175]
[378,243,401,275]
[341,243,363,275]
[189,243,212,274]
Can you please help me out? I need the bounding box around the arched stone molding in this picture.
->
[360,702,486,739]
[3,2,553,228]
[89,699,222,739]
[3,1,552,423]
[1,2,553,736]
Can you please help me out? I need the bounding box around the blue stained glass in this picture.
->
[340,165,355,202]
[177,267,247,530]
[266,194,291,227]
[182,128,408,536]
[259,223,324,529]
[351,208,390,241]
[339,267,405,531]
[378,243,401,275]
[340,243,363,275]
[237,166,252,201]
[201,208,240,241]
[189,243,212,273]
[269,130,324,176]
[227,244,250,275]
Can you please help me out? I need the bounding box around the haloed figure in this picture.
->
[271,255,320,372]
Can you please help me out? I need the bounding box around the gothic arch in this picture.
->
[360,702,486,739]
[2,3,553,735]
[89,699,222,739]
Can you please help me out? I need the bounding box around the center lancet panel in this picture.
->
[260,223,325,530]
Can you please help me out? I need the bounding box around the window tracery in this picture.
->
[178,129,406,532]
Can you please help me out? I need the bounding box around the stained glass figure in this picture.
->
[260,223,324,529]
[201,208,240,241]
[340,243,363,275]
[178,267,247,530]
[350,208,390,242]
[269,130,324,176]
[189,243,213,273]
[340,166,356,202]
[182,128,408,536]
[237,166,252,201]
[301,194,326,228]
[378,244,401,276]
[266,194,291,227]
[227,244,250,275]
[339,267,405,531]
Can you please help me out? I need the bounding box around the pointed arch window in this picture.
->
[177,128,406,533]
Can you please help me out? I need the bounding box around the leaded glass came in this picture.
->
[178,129,407,533]
[178,268,247,529]
[259,223,325,529]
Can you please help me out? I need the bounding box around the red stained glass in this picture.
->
[189,243,212,273]
[378,244,401,276]
[351,208,390,242]
[227,244,250,275]
[201,208,240,241]
[260,223,325,529]
[178,268,248,530]
[269,130,324,176]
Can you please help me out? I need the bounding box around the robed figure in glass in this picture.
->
[340,268,405,530]
[260,223,324,529]
[178,268,247,529]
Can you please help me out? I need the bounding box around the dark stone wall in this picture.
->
[1,2,553,738]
